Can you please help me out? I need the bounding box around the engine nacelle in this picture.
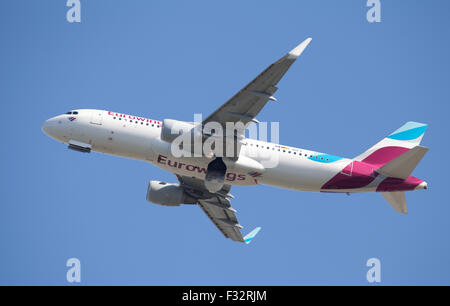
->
[146,181,196,206]
[204,157,227,193]
[160,119,197,143]
[223,155,265,173]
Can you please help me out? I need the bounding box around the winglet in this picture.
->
[243,227,262,244]
[287,38,312,59]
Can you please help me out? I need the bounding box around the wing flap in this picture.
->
[176,175,260,243]
[198,197,244,242]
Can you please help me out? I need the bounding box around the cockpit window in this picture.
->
[66,111,79,115]
[66,111,72,115]
[73,111,78,115]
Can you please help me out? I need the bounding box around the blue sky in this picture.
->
[1,0,449,285]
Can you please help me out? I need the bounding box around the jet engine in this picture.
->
[223,155,265,173]
[204,157,227,193]
[146,181,196,206]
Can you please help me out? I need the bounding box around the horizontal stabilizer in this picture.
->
[244,227,261,244]
[377,146,429,179]
[381,192,407,214]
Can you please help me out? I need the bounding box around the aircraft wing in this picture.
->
[198,197,244,242]
[203,38,312,128]
[176,175,260,243]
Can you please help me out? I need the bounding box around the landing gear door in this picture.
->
[90,111,103,125]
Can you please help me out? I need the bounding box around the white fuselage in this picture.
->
[42,109,365,193]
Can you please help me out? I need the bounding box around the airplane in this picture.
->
[42,38,429,244]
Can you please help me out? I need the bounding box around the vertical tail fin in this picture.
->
[355,122,428,169]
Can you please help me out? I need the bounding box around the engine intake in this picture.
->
[146,181,196,206]
[204,157,227,193]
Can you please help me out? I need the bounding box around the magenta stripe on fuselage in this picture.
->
[322,161,378,190]
[321,146,413,190]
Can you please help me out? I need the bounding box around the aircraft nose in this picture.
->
[41,119,51,136]
[42,116,62,139]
